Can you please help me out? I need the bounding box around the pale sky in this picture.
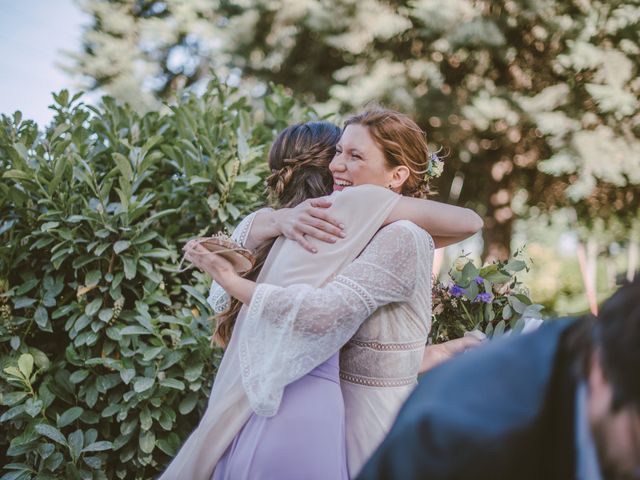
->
[0,0,89,126]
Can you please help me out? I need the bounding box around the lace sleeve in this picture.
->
[230,208,273,249]
[206,209,271,313]
[239,221,429,416]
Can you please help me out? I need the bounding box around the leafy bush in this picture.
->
[0,79,313,479]
[430,251,545,343]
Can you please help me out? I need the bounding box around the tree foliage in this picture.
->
[68,0,640,258]
[0,79,312,479]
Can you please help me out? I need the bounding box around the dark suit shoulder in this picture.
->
[359,318,579,480]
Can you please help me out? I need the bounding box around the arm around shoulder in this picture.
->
[386,197,483,249]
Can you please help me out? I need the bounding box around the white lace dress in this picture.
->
[340,222,433,475]
[233,220,434,476]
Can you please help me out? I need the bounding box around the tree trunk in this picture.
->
[482,216,512,262]
[628,239,638,282]
[577,240,598,315]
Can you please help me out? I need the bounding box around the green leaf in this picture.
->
[113,240,131,254]
[14,279,39,295]
[50,122,70,139]
[24,398,43,417]
[182,285,208,307]
[0,469,31,480]
[69,370,90,384]
[139,430,155,454]
[157,436,178,456]
[98,308,113,322]
[13,297,36,309]
[42,221,60,232]
[142,347,163,361]
[120,368,136,384]
[34,306,49,329]
[68,429,84,462]
[113,153,133,181]
[460,261,479,286]
[85,298,102,316]
[178,392,199,414]
[483,271,512,284]
[101,403,120,418]
[0,404,25,422]
[493,320,506,338]
[35,424,67,446]
[523,304,544,318]
[37,442,55,459]
[508,296,528,314]
[505,259,527,272]
[133,377,155,393]
[184,361,203,382]
[85,270,101,286]
[159,378,185,391]
[1,392,27,406]
[43,451,64,471]
[3,366,22,378]
[83,456,102,470]
[3,169,32,181]
[120,326,151,335]
[189,176,212,185]
[57,407,84,428]
[122,256,137,280]
[82,440,112,453]
[18,354,34,379]
[140,407,152,430]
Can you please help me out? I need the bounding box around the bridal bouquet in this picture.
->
[430,250,544,344]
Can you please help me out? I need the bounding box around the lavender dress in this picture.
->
[212,353,348,480]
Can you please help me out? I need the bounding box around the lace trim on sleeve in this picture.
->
[230,208,273,248]
[335,275,377,317]
[206,209,273,314]
[207,283,230,314]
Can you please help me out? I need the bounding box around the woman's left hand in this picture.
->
[419,335,483,374]
[183,243,237,285]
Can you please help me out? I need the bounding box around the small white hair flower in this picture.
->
[426,152,444,179]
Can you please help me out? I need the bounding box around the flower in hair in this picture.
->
[426,152,444,180]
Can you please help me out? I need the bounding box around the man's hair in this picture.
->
[596,279,640,411]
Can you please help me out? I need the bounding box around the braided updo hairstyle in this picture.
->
[214,121,340,347]
[344,108,434,199]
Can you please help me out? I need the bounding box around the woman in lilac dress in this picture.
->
[163,111,482,480]
[211,122,350,479]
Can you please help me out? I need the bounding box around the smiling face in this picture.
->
[329,124,397,192]
[333,108,434,198]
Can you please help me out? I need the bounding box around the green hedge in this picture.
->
[0,79,313,479]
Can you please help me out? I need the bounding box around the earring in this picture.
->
[388,184,393,189]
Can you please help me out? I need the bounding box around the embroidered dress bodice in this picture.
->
[339,221,433,476]
[340,218,432,386]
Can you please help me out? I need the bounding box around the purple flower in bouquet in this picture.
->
[474,275,484,285]
[449,284,465,297]
[474,292,493,303]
